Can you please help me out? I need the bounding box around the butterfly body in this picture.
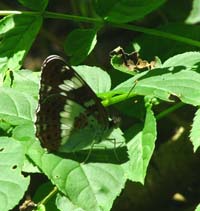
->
[35,55,114,152]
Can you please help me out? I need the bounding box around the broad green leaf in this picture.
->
[3,69,40,98]
[195,203,200,211]
[114,67,200,106]
[64,29,97,65]
[18,0,48,11]
[190,108,200,152]
[0,87,37,125]
[186,0,200,24]
[95,0,166,23]
[74,65,111,93]
[126,107,157,183]
[0,14,42,73]
[0,137,30,211]
[11,122,39,173]
[28,142,126,211]
[163,52,200,68]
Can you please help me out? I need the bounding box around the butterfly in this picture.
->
[35,55,115,153]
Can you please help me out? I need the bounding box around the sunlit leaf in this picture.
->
[0,137,30,211]
[0,14,42,73]
[126,107,156,183]
[28,142,126,211]
[190,108,200,152]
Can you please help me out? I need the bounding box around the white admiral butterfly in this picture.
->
[35,55,115,152]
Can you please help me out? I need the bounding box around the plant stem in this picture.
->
[44,11,103,24]
[1,10,200,47]
[101,92,136,107]
[156,102,184,120]
[107,22,200,47]
[39,186,58,206]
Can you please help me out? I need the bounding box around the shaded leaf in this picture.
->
[0,14,42,73]
[95,0,166,23]
[64,29,97,65]
[33,182,59,211]
[133,23,200,61]
[18,0,48,11]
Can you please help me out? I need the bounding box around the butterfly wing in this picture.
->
[35,55,112,152]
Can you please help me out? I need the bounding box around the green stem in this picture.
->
[0,10,22,15]
[101,92,136,107]
[156,102,184,120]
[39,186,58,206]
[0,10,200,47]
[44,11,103,24]
[101,91,185,121]
[107,22,200,47]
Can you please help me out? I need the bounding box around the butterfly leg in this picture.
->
[83,140,96,163]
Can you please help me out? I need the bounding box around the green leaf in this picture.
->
[95,0,166,23]
[0,137,30,211]
[3,69,40,98]
[28,142,126,211]
[162,51,200,68]
[114,65,200,106]
[186,0,200,24]
[126,107,157,183]
[74,65,111,94]
[0,87,37,125]
[12,122,35,142]
[56,193,84,211]
[0,14,42,73]
[190,108,200,152]
[18,0,48,11]
[64,29,97,65]
[195,203,200,211]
